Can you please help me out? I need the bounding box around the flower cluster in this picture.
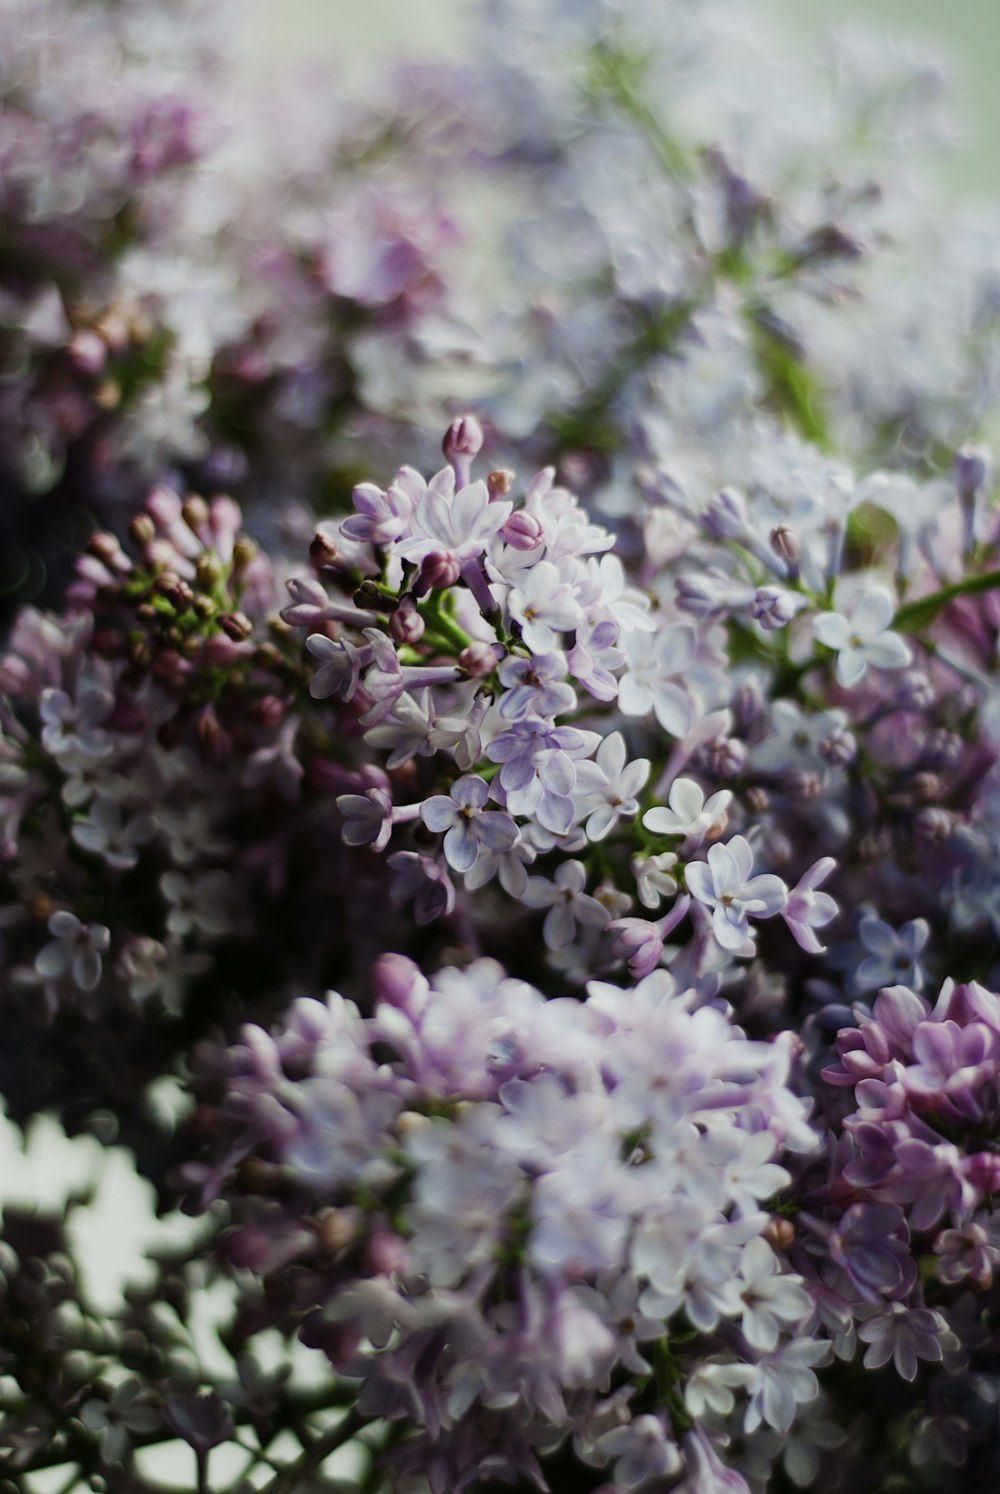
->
[4,0,1000,1490]
[187,956,821,1493]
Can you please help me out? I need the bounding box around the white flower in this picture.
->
[71,795,156,871]
[575,732,650,842]
[743,1339,832,1434]
[507,560,584,653]
[396,477,511,566]
[632,852,679,910]
[618,626,698,736]
[812,589,911,688]
[685,836,787,952]
[736,1238,811,1352]
[642,778,732,842]
[35,911,110,992]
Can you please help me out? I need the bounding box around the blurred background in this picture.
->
[258,0,998,193]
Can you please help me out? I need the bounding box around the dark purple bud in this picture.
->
[389,596,425,645]
[783,768,823,802]
[770,524,800,567]
[501,510,544,550]
[443,414,483,485]
[218,611,253,642]
[416,551,461,594]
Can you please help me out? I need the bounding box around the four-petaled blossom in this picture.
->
[576,732,650,841]
[685,837,787,951]
[812,590,912,687]
[642,777,732,842]
[420,775,519,873]
[35,911,111,992]
[396,476,511,566]
[782,857,838,954]
[521,860,610,949]
[507,560,584,653]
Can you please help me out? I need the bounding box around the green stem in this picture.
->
[893,568,1000,631]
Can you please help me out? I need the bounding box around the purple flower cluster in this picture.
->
[189,956,820,1493]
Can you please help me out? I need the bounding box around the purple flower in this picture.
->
[496,650,577,722]
[812,589,911,687]
[387,851,456,925]
[419,776,519,873]
[856,1302,944,1381]
[685,837,787,951]
[396,475,511,567]
[521,861,610,949]
[853,916,929,994]
[782,857,838,954]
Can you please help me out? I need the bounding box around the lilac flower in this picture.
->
[507,560,584,653]
[812,589,912,687]
[685,837,787,951]
[736,1239,811,1352]
[856,1303,944,1381]
[396,476,511,567]
[496,651,577,722]
[419,776,519,873]
[853,916,929,993]
[521,861,611,949]
[40,685,114,759]
[71,795,156,871]
[487,720,600,835]
[632,853,679,910]
[575,733,650,842]
[782,857,838,954]
[341,467,425,546]
[336,788,396,852]
[743,1340,832,1433]
[159,871,233,939]
[35,911,110,992]
[387,851,456,925]
[618,626,698,736]
[642,778,732,842]
[306,634,372,702]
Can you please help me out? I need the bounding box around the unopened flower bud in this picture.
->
[418,551,461,592]
[953,445,992,498]
[371,952,423,1010]
[770,524,800,567]
[914,807,954,844]
[458,641,504,677]
[394,1110,432,1141]
[488,468,515,499]
[310,529,340,569]
[68,328,107,374]
[745,785,770,814]
[354,580,393,613]
[907,771,941,805]
[819,726,857,766]
[763,1216,796,1252]
[315,1207,360,1256]
[218,612,253,642]
[501,510,544,550]
[182,495,210,531]
[253,695,287,727]
[895,671,935,712]
[232,536,257,572]
[443,413,484,467]
[704,487,747,541]
[706,736,746,777]
[389,596,425,645]
[784,768,823,801]
[87,532,126,569]
[129,514,156,548]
